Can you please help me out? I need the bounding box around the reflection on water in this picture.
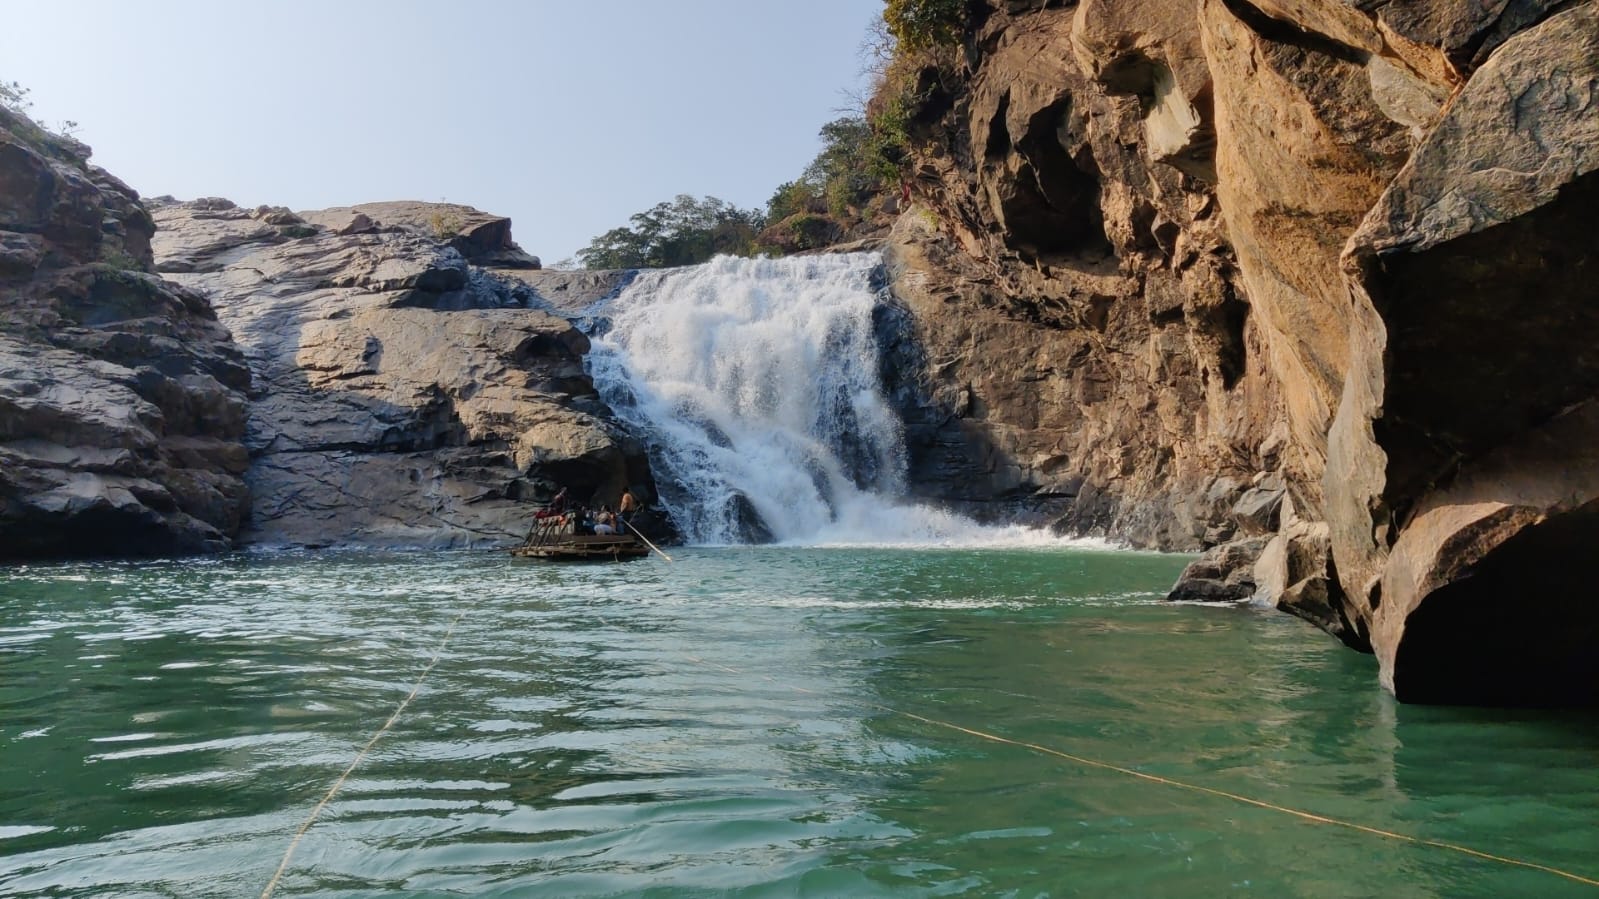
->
[0,549,1595,898]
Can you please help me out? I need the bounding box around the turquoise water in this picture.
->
[1,548,1595,897]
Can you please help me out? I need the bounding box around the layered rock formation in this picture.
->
[1329,4,1599,705]
[150,199,650,549]
[883,0,1599,703]
[5,0,1590,704]
[2,93,657,557]
[0,108,251,558]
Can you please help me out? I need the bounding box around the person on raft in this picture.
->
[535,486,570,522]
[617,487,638,534]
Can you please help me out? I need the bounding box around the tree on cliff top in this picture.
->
[768,116,883,221]
[883,0,966,52]
[576,195,764,270]
[0,80,27,113]
[757,115,897,254]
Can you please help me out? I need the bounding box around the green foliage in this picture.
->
[763,115,891,232]
[766,180,822,223]
[1,78,89,160]
[864,88,914,184]
[577,195,765,270]
[867,0,969,185]
[883,0,966,52]
[779,214,842,251]
[99,246,142,271]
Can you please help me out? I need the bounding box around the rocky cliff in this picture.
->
[0,107,251,558]
[882,0,1598,704]
[0,91,660,557]
[149,199,652,549]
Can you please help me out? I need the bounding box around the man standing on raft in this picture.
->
[618,487,638,535]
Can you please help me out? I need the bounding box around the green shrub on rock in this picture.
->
[884,0,966,52]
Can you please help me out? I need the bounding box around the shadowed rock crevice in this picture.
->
[1006,97,1111,259]
[1220,0,1371,66]
[1373,170,1599,510]
[1361,0,1575,71]
[1392,501,1599,706]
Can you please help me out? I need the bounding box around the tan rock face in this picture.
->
[299,201,542,269]
[1328,2,1599,704]
[151,200,650,550]
[891,0,1599,702]
[887,0,1288,561]
[1070,0,1214,178]
[1201,0,1412,490]
[0,108,250,559]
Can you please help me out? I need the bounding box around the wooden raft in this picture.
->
[511,532,650,562]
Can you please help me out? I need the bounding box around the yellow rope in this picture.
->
[260,612,465,899]
[685,655,1599,890]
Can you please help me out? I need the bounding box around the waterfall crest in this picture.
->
[587,253,1068,547]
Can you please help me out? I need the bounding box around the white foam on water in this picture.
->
[588,254,1088,549]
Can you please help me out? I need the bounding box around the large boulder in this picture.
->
[1326,2,1599,704]
[299,201,542,269]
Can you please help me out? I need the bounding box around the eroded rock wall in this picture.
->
[887,0,1599,703]
[0,108,251,558]
[1330,3,1599,705]
[151,199,650,549]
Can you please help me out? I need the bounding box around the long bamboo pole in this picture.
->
[626,517,673,563]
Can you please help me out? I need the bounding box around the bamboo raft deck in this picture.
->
[510,534,650,561]
[512,512,651,561]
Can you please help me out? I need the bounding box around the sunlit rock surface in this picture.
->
[885,0,1599,703]
[151,198,650,549]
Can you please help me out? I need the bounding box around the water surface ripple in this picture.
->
[1,549,1595,897]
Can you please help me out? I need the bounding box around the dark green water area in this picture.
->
[2,548,1595,896]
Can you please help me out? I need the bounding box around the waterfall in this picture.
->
[586,253,1064,547]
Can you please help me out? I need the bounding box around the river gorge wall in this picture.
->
[877,0,1598,704]
[0,107,252,557]
[2,0,1595,705]
[0,106,654,554]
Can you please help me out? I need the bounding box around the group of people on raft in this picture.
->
[532,485,640,537]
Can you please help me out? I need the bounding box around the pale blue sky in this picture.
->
[3,0,883,263]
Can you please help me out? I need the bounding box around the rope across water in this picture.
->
[684,654,1599,891]
[257,608,1597,894]
[260,611,466,899]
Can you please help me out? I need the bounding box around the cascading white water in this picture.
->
[587,253,1071,547]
